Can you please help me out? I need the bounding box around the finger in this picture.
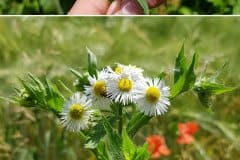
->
[107,0,121,15]
[147,0,165,8]
[68,0,110,15]
[121,0,143,15]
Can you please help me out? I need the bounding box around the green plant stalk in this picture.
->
[118,104,123,135]
[36,0,44,14]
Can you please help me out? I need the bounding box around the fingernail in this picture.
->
[121,0,143,15]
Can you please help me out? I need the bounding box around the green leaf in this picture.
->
[95,142,110,160]
[174,44,187,83]
[70,68,90,91]
[102,118,124,160]
[127,112,152,138]
[45,79,64,113]
[134,143,150,160]
[195,82,236,108]
[122,129,150,160]
[199,82,236,95]
[13,74,64,116]
[122,129,135,160]
[85,121,106,149]
[194,62,236,108]
[171,50,198,98]
[137,0,149,15]
[195,87,212,108]
[182,51,198,92]
[85,116,117,149]
[87,47,98,77]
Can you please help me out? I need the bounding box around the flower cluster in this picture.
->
[146,135,170,159]
[146,121,199,159]
[177,121,199,144]
[61,64,170,132]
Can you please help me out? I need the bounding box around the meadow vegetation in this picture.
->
[0,17,240,159]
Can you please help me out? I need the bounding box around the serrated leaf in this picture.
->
[87,47,98,77]
[85,123,106,149]
[137,0,149,14]
[85,116,117,149]
[102,118,124,160]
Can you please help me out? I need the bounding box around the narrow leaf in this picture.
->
[87,47,98,77]
[122,129,135,159]
[127,112,152,138]
[137,0,149,14]
[174,44,187,83]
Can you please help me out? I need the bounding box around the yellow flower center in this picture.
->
[146,87,161,103]
[118,78,133,92]
[93,80,107,96]
[115,66,122,74]
[69,104,84,120]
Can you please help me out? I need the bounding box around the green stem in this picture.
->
[118,104,123,135]
[36,0,44,14]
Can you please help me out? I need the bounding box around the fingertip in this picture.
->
[107,0,121,15]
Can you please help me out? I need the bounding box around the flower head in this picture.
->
[147,135,170,159]
[106,64,144,105]
[177,121,199,144]
[134,78,170,116]
[60,92,93,132]
[85,70,111,110]
[112,63,144,81]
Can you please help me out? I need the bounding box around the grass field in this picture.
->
[0,17,240,160]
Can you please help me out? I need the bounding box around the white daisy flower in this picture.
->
[107,63,144,82]
[134,78,170,116]
[84,70,111,110]
[60,92,93,132]
[106,63,145,105]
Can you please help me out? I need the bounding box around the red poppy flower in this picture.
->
[177,121,199,144]
[146,135,170,159]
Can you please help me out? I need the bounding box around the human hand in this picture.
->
[68,0,165,15]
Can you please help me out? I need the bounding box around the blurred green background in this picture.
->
[0,0,240,15]
[0,17,240,160]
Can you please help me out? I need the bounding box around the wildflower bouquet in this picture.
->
[12,45,236,159]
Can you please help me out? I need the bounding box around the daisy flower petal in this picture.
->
[106,64,145,105]
[84,69,111,110]
[60,92,93,132]
[134,78,170,116]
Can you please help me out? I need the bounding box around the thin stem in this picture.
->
[118,104,123,135]
[37,0,44,14]
[54,0,64,14]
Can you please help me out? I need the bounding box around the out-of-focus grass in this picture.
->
[0,17,240,159]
